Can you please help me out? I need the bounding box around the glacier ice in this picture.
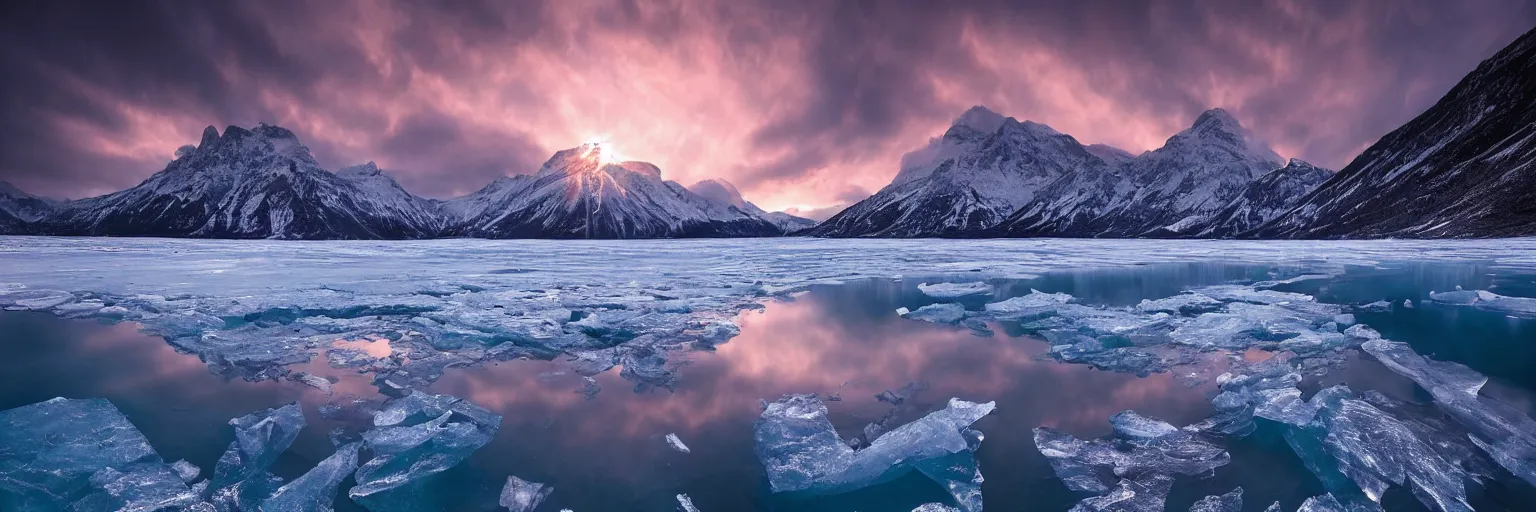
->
[0,397,166,508]
[259,442,360,512]
[349,391,502,512]
[665,433,691,454]
[499,475,553,512]
[208,402,306,511]
[753,394,993,512]
[1188,487,1243,512]
[918,282,993,299]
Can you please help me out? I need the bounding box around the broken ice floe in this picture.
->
[207,402,306,511]
[918,282,994,299]
[1034,411,1228,508]
[1427,289,1536,317]
[754,394,993,512]
[666,433,691,454]
[349,391,503,512]
[0,398,194,510]
[902,303,968,324]
[261,442,360,512]
[500,475,554,512]
[1188,487,1243,512]
[676,493,700,512]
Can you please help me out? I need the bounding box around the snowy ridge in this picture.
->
[687,178,817,233]
[1188,159,1334,237]
[1254,25,1536,239]
[42,124,441,239]
[444,143,782,238]
[0,181,57,234]
[807,107,1112,237]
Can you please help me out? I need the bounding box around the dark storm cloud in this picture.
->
[0,0,1532,212]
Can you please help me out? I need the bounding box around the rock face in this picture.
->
[43,124,441,239]
[443,144,782,238]
[1253,26,1536,239]
[806,106,1111,237]
[1189,159,1334,238]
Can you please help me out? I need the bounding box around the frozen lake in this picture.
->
[3,236,1536,511]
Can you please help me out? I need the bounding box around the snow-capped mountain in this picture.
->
[445,144,782,238]
[0,181,56,233]
[996,108,1286,238]
[1187,159,1333,238]
[686,178,816,233]
[44,124,441,239]
[805,106,1111,237]
[337,161,446,233]
[1254,26,1536,239]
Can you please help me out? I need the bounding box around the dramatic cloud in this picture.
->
[1,0,1532,213]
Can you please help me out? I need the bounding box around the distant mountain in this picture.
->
[43,124,441,239]
[337,161,446,233]
[0,181,56,234]
[999,108,1286,238]
[1187,159,1333,238]
[1253,26,1536,239]
[444,144,782,238]
[687,179,816,233]
[805,106,1110,237]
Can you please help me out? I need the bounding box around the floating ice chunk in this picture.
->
[208,402,306,511]
[1342,324,1380,340]
[499,475,553,512]
[1189,357,1307,437]
[1170,313,1264,349]
[0,397,162,507]
[984,290,1074,318]
[1362,339,1536,487]
[918,282,993,299]
[170,460,201,483]
[904,303,968,324]
[1136,293,1223,315]
[1428,289,1536,316]
[349,392,502,512]
[1036,411,1228,503]
[70,462,200,511]
[1191,285,1315,305]
[0,287,75,310]
[666,433,691,454]
[1402,299,1413,308]
[1254,274,1334,288]
[1109,411,1180,441]
[1284,385,1471,512]
[895,307,911,316]
[292,372,334,394]
[1068,473,1174,512]
[1188,487,1243,512]
[753,394,994,512]
[260,442,360,512]
[676,493,699,512]
[1295,493,1382,512]
[1355,301,1392,312]
[1427,290,1481,304]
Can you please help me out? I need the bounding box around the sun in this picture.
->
[583,136,626,166]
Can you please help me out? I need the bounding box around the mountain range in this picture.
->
[2,25,1533,240]
[1,128,806,239]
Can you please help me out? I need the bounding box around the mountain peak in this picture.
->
[339,161,383,178]
[954,105,1007,134]
[199,126,219,148]
[1189,108,1243,135]
[1000,118,1065,139]
[687,178,748,208]
[0,180,30,199]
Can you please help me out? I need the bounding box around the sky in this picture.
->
[1,0,1533,218]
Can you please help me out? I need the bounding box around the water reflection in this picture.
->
[429,279,1217,511]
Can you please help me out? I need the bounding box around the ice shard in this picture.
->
[1284,385,1471,512]
[665,433,691,454]
[259,442,360,512]
[1361,339,1536,488]
[917,282,993,299]
[69,462,201,512]
[903,303,968,324]
[499,475,553,512]
[207,402,306,512]
[753,394,994,512]
[349,392,502,512]
[0,397,165,508]
[1035,411,1228,510]
[1188,487,1243,512]
[676,493,699,512]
